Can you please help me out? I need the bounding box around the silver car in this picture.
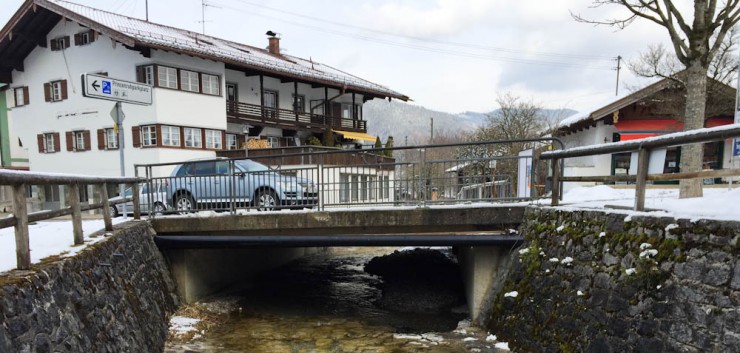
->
[109,182,168,217]
[166,158,318,212]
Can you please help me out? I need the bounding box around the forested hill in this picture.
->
[363,99,575,144]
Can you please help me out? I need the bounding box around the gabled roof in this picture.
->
[0,0,409,101]
[555,74,735,136]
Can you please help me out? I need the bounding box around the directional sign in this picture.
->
[81,73,152,105]
[734,138,740,157]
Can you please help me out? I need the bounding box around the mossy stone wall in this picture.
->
[0,221,178,352]
[490,207,740,353]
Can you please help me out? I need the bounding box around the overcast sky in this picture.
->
[3,0,681,114]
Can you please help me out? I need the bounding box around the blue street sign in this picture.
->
[102,80,111,95]
[734,138,740,157]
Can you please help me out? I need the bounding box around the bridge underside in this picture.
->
[152,205,527,322]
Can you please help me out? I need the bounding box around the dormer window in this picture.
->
[50,36,70,51]
[74,30,96,46]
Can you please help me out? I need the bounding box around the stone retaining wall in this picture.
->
[490,207,740,353]
[0,221,178,352]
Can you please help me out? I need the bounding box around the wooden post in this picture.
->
[67,184,84,245]
[294,81,299,122]
[634,148,650,211]
[551,158,560,206]
[131,182,141,220]
[99,183,113,231]
[12,184,30,270]
[530,151,539,199]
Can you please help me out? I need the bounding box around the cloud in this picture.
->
[360,0,497,38]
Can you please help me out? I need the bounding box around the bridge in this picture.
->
[4,126,740,324]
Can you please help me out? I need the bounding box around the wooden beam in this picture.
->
[12,31,47,47]
[99,184,113,231]
[131,182,141,220]
[550,158,560,206]
[12,184,30,270]
[633,148,649,211]
[67,184,84,245]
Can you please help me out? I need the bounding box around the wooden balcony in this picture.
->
[217,146,395,171]
[226,100,367,133]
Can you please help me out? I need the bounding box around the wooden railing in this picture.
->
[0,171,143,270]
[540,124,740,211]
[225,100,367,132]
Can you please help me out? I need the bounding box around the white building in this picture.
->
[0,0,407,208]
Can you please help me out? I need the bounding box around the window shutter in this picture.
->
[157,125,163,147]
[44,83,51,102]
[50,39,59,51]
[66,131,74,151]
[63,36,70,49]
[74,33,81,46]
[53,133,61,152]
[22,87,29,105]
[60,80,68,100]
[97,129,105,150]
[83,130,91,151]
[37,134,45,153]
[132,126,141,148]
[88,30,96,43]
[136,66,145,83]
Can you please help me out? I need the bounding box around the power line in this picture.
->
[222,0,615,61]
[210,2,614,70]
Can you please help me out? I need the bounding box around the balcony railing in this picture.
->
[226,100,367,132]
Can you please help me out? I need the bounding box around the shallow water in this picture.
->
[165,248,507,353]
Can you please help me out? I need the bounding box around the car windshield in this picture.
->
[235,159,271,173]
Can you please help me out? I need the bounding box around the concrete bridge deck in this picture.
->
[151,205,526,247]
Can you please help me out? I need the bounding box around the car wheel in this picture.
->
[255,189,279,211]
[175,193,194,214]
[109,205,119,218]
[152,202,166,216]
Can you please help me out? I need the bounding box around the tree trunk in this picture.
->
[678,61,707,199]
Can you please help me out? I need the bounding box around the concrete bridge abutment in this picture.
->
[456,245,516,325]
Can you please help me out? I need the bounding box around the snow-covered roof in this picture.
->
[26,0,408,100]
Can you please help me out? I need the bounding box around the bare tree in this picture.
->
[573,0,740,198]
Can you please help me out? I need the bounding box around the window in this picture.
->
[266,136,280,148]
[37,132,59,153]
[66,130,90,152]
[184,128,202,148]
[180,70,199,92]
[44,80,67,102]
[158,66,178,89]
[202,74,219,95]
[143,65,154,85]
[141,125,157,146]
[341,104,354,119]
[74,30,95,46]
[98,128,118,150]
[206,130,222,149]
[293,94,305,113]
[106,128,118,149]
[226,134,238,150]
[14,87,29,107]
[50,36,70,51]
[162,126,181,146]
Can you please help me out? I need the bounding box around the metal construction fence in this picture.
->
[135,138,563,214]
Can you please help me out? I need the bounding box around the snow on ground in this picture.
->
[0,217,127,273]
[169,316,201,336]
[554,185,740,221]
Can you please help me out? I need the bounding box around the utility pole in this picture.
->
[201,0,206,35]
[430,117,434,144]
[614,55,622,96]
[145,0,149,21]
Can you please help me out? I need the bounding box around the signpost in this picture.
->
[81,74,152,218]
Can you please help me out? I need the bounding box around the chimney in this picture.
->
[266,30,280,55]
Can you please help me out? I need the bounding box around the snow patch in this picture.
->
[518,248,530,255]
[561,257,574,265]
[625,268,637,276]
[504,291,518,298]
[169,316,200,335]
[577,290,585,296]
[640,249,658,258]
[556,225,565,232]
[598,232,606,238]
[549,258,560,263]
[639,243,652,250]
[495,341,510,350]
[485,334,497,342]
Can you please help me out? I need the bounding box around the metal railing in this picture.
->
[540,124,740,211]
[226,100,367,132]
[0,171,144,270]
[136,137,563,214]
